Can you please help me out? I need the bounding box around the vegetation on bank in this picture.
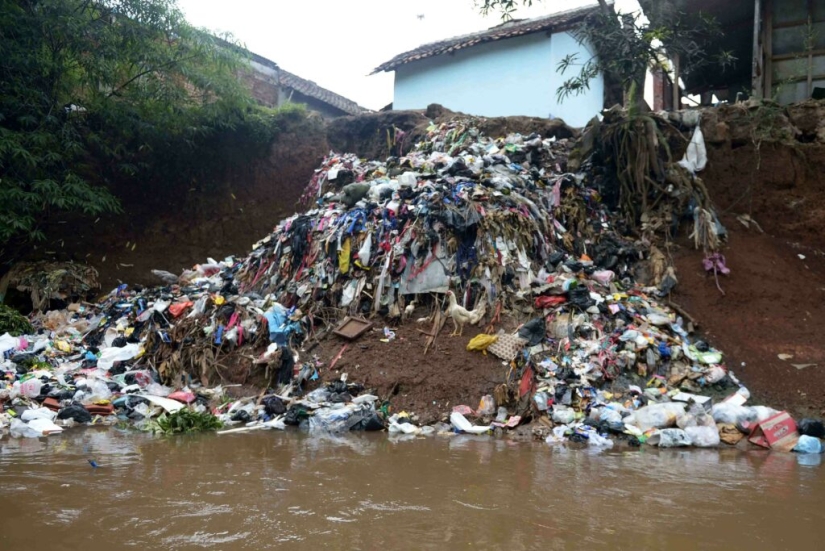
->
[0,0,295,257]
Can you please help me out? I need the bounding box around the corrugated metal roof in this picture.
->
[372,4,604,74]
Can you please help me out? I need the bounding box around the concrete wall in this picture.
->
[393,31,603,128]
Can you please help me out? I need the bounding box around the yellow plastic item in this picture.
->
[338,238,351,274]
[214,295,226,306]
[55,340,71,353]
[466,334,498,354]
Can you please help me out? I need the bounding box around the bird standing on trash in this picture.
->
[445,290,486,337]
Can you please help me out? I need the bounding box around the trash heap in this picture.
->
[1,115,823,454]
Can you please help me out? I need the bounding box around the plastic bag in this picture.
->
[799,419,825,438]
[19,378,43,398]
[57,404,92,423]
[552,406,576,425]
[624,402,686,430]
[592,407,624,431]
[679,125,707,174]
[653,428,691,448]
[21,407,56,422]
[477,395,495,416]
[545,425,568,444]
[685,425,720,447]
[10,417,63,438]
[97,343,141,370]
[712,404,779,425]
[588,432,614,448]
[793,435,823,454]
[450,412,490,434]
[676,414,697,429]
[357,232,372,266]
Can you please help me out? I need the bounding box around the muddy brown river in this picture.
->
[1,429,824,550]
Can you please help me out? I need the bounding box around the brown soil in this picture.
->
[671,107,825,416]
[672,220,825,417]
[311,316,510,425]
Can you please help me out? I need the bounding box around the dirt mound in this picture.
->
[312,320,510,425]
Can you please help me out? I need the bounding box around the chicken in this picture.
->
[151,269,179,285]
[403,299,417,321]
[445,290,486,337]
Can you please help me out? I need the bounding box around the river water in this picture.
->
[1,429,824,550]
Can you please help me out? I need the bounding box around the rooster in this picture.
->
[445,290,486,337]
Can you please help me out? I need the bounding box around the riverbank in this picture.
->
[2,104,825,453]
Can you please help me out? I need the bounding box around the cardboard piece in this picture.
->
[748,412,799,451]
[332,316,373,340]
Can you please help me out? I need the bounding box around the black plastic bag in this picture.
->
[799,419,825,438]
[518,317,546,347]
[262,396,286,416]
[57,404,92,423]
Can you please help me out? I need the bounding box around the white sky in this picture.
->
[178,0,639,111]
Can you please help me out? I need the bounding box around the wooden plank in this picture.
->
[808,1,814,97]
[753,0,764,99]
[672,54,681,110]
[766,0,773,95]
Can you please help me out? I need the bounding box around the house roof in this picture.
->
[278,69,367,116]
[372,4,604,74]
[215,36,368,115]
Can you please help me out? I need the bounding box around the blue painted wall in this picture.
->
[393,31,603,128]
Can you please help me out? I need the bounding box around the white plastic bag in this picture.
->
[19,378,42,398]
[678,125,707,174]
[685,425,721,447]
[654,428,692,448]
[21,407,57,422]
[97,343,140,370]
[450,412,490,434]
[624,402,686,430]
[552,406,576,425]
[358,233,372,266]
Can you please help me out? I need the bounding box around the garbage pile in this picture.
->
[0,115,823,455]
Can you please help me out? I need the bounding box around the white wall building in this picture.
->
[372,5,605,127]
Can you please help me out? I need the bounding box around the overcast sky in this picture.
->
[178,0,638,110]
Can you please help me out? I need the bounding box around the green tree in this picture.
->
[0,0,254,249]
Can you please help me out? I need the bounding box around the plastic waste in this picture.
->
[262,396,286,416]
[477,395,495,416]
[19,378,43,398]
[653,428,692,448]
[793,435,824,454]
[624,402,686,430]
[57,404,92,423]
[21,408,56,422]
[10,417,63,438]
[450,412,490,434]
[798,419,825,438]
[551,406,576,425]
[533,392,549,412]
[676,414,697,429]
[97,343,141,370]
[685,425,720,447]
[711,404,779,425]
[588,432,614,448]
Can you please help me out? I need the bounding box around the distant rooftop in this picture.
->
[372,4,604,74]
